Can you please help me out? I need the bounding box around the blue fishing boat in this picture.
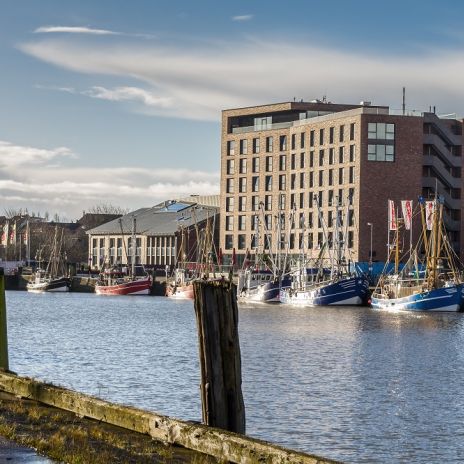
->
[371,196,463,312]
[238,268,291,303]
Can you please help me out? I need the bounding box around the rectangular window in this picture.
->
[225,234,233,250]
[227,140,235,156]
[265,175,273,191]
[265,195,272,211]
[266,156,273,172]
[310,130,315,147]
[348,209,354,227]
[251,215,258,231]
[239,177,247,193]
[299,172,305,189]
[349,144,356,162]
[252,157,259,173]
[319,149,324,166]
[279,174,286,191]
[328,189,334,205]
[264,235,271,250]
[225,216,234,231]
[318,170,323,187]
[279,193,286,210]
[300,152,305,169]
[239,196,246,211]
[328,210,333,227]
[226,159,235,175]
[291,173,296,190]
[291,133,296,150]
[329,148,334,165]
[239,158,247,174]
[289,233,295,249]
[252,195,259,211]
[329,169,334,186]
[329,127,334,144]
[308,233,313,249]
[339,125,345,142]
[291,153,296,170]
[308,191,314,207]
[368,144,395,162]
[319,128,324,145]
[349,188,355,204]
[226,197,234,212]
[252,138,260,154]
[251,233,257,248]
[238,234,246,250]
[279,135,287,151]
[350,123,355,140]
[266,136,273,152]
[300,132,305,149]
[308,212,313,228]
[252,176,259,192]
[349,166,354,183]
[290,193,296,209]
[299,192,304,209]
[240,139,248,155]
[339,146,344,163]
[226,178,234,193]
[318,191,323,207]
[309,171,314,188]
[309,151,314,167]
[265,214,272,230]
[339,167,344,184]
[238,215,246,231]
[368,122,395,140]
[279,154,286,170]
[348,231,354,248]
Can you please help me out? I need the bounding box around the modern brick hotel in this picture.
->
[219,100,464,265]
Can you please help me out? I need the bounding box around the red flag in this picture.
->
[388,200,397,231]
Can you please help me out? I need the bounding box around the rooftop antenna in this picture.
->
[402,87,406,115]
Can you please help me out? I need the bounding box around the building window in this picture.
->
[291,153,296,170]
[329,169,334,186]
[290,173,296,190]
[226,197,234,212]
[279,135,287,151]
[349,145,355,162]
[310,130,315,147]
[348,231,354,248]
[252,138,260,154]
[328,210,333,227]
[227,140,235,156]
[328,189,334,205]
[308,191,314,207]
[318,170,323,187]
[239,196,247,211]
[348,209,354,226]
[240,139,248,155]
[368,144,395,162]
[254,116,271,130]
[349,188,355,204]
[266,156,273,172]
[308,233,313,249]
[251,195,259,211]
[279,174,286,191]
[264,235,271,250]
[329,148,334,165]
[308,212,313,228]
[318,191,323,207]
[238,234,246,250]
[265,175,273,191]
[300,132,305,149]
[350,123,355,140]
[238,215,246,231]
[265,195,272,211]
[299,172,305,189]
[299,192,304,209]
[279,154,286,170]
[300,152,305,169]
[309,171,314,188]
[319,149,324,166]
[329,127,334,144]
[251,215,258,230]
[226,159,235,175]
[339,125,345,142]
[289,233,295,249]
[349,166,354,183]
[225,216,234,231]
[239,177,247,193]
[291,134,296,150]
[279,193,286,210]
[252,176,259,192]
[266,136,273,152]
[252,157,259,173]
[368,123,395,140]
[339,167,344,184]
[226,178,234,193]
[239,158,247,174]
[309,151,314,168]
[225,234,233,250]
[339,146,344,163]
[265,214,272,230]
[319,128,324,145]
[290,193,296,209]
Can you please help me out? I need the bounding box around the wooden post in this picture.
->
[0,268,9,371]
[193,279,245,434]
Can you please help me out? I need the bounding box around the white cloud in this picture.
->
[34,26,119,35]
[0,140,219,218]
[19,36,464,121]
[232,15,253,21]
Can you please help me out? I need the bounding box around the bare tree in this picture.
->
[85,204,129,215]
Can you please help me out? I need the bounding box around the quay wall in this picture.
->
[0,371,338,464]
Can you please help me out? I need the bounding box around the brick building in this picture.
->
[219,101,463,265]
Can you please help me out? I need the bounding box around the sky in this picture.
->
[1,0,464,220]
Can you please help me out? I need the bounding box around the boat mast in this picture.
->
[394,213,400,275]
[131,215,136,278]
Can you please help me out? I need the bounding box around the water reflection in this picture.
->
[6,292,464,463]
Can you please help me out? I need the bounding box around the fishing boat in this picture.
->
[238,268,291,303]
[279,195,369,307]
[165,267,194,299]
[371,197,463,312]
[95,216,151,296]
[27,227,70,293]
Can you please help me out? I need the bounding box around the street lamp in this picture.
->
[367,222,373,273]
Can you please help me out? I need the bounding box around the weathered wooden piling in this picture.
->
[193,279,245,434]
[0,269,8,371]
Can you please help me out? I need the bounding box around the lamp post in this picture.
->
[367,222,373,273]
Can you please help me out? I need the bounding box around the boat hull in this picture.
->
[27,277,70,293]
[371,284,463,312]
[238,278,291,304]
[166,283,194,299]
[280,277,370,307]
[95,278,152,295]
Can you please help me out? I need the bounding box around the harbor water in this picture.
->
[5,291,464,463]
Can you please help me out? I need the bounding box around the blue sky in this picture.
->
[1,0,464,219]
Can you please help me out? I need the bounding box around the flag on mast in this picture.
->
[1,222,7,246]
[401,200,413,230]
[388,200,397,230]
[425,201,435,230]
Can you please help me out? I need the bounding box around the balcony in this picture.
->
[232,121,294,134]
